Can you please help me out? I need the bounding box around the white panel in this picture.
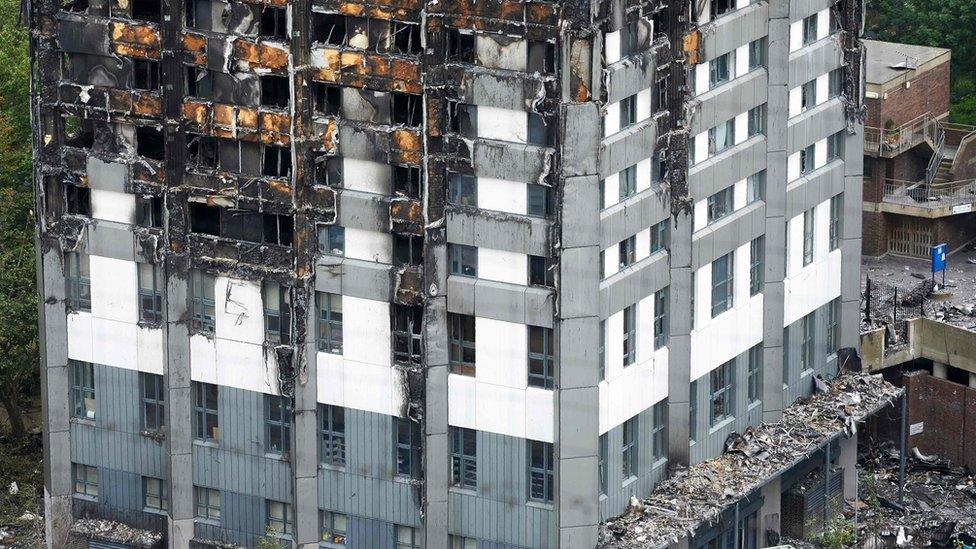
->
[214,277,264,345]
[817,9,830,40]
[635,229,650,263]
[693,198,707,233]
[605,310,624,380]
[478,177,527,215]
[476,382,527,439]
[786,212,804,276]
[815,138,828,169]
[346,361,399,415]
[692,263,712,332]
[789,86,802,118]
[448,374,477,429]
[214,338,277,395]
[696,63,710,96]
[735,0,749,8]
[605,30,621,64]
[67,312,94,363]
[90,189,136,225]
[478,248,527,285]
[477,106,527,144]
[734,112,748,145]
[343,296,391,366]
[636,158,652,194]
[599,347,668,433]
[787,152,801,182]
[604,101,621,138]
[344,227,392,263]
[136,326,165,375]
[789,20,802,52]
[476,35,526,72]
[316,352,345,406]
[816,74,830,107]
[735,44,750,78]
[342,158,390,195]
[636,294,653,364]
[733,178,747,210]
[190,334,218,385]
[604,172,620,207]
[695,131,709,164]
[91,318,138,371]
[90,256,137,323]
[603,244,618,278]
[524,388,554,442]
[815,201,830,259]
[784,250,842,325]
[637,88,652,121]
[476,317,527,388]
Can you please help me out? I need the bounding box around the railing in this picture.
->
[882,177,976,209]
[864,113,943,157]
[925,130,946,184]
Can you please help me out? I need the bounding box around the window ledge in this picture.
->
[192,439,219,449]
[195,518,221,527]
[70,417,96,427]
[449,486,478,497]
[708,415,736,434]
[525,500,554,511]
[748,399,762,412]
[72,494,98,502]
[621,475,639,489]
[319,462,346,473]
[143,507,168,515]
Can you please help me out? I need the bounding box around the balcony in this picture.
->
[864,113,941,158]
[880,177,976,217]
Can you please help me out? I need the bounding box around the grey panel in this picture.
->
[703,2,768,59]
[691,202,766,270]
[598,403,668,520]
[599,187,670,250]
[458,70,547,112]
[788,38,843,88]
[786,98,846,153]
[789,0,833,21]
[785,160,845,218]
[445,209,550,257]
[86,221,136,262]
[446,277,555,328]
[599,119,656,178]
[471,139,552,185]
[604,50,658,104]
[599,251,670,319]
[314,257,393,302]
[690,70,768,136]
[339,190,390,233]
[86,157,128,193]
[688,136,767,201]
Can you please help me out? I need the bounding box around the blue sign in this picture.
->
[932,243,947,273]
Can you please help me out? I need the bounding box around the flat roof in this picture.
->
[864,39,951,87]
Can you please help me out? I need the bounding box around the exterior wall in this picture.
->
[783,300,838,406]
[904,371,976,472]
[865,60,951,128]
[598,404,668,521]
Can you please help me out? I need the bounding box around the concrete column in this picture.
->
[423,286,450,549]
[969,372,976,389]
[759,476,782,541]
[838,434,858,500]
[933,362,947,379]
[295,294,321,549]
[667,219,692,468]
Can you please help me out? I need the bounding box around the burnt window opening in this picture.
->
[446,28,475,63]
[391,21,421,55]
[61,0,88,13]
[709,0,734,21]
[131,0,161,22]
[263,282,292,345]
[657,75,669,114]
[261,75,290,108]
[263,213,294,246]
[260,6,288,40]
[392,165,420,198]
[312,83,341,116]
[527,113,553,146]
[189,204,294,247]
[391,92,422,127]
[447,101,476,135]
[312,13,347,45]
[136,195,163,228]
[527,41,555,74]
[392,305,423,366]
[65,185,91,217]
[63,116,94,149]
[186,67,214,99]
[313,153,342,186]
[44,176,63,219]
[136,126,165,161]
[263,145,292,178]
[187,135,218,169]
[189,203,220,236]
[133,59,160,91]
[184,0,197,27]
[528,255,554,287]
[393,234,423,267]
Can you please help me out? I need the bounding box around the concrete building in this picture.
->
[862,40,976,258]
[28,0,864,545]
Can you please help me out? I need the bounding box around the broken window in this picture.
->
[598,434,608,495]
[131,0,161,22]
[65,185,91,216]
[707,185,733,224]
[707,118,734,155]
[527,326,554,389]
[262,145,292,178]
[528,255,554,287]
[448,313,476,376]
[133,59,160,90]
[711,252,734,317]
[394,418,421,478]
[263,213,294,246]
[709,52,733,88]
[447,173,476,207]
[192,382,219,441]
[317,224,344,256]
[450,427,477,489]
[618,235,636,268]
[527,441,553,503]
[801,79,816,112]
[264,395,292,454]
[186,67,213,99]
[317,292,343,354]
[527,113,551,146]
[447,101,475,135]
[391,92,422,126]
[748,37,767,70]
[140,372,165,433]
[319,404,346,466]
[622,305,636,366]
[136,126,165,161]
[260,6,288,40]
[136,195,163,228]
[224,208,264,243]
[446,28,475,63]
[391,20,421,55]
[261,75,290,109]
[393,234,423,267]
[622,416,638,479]
[527,40,555,74]
[618,165,637,200]
[187,135,218,169]
[709,359,735,425]
[391,305,422,366]
[313,154,342,186]
[800,144,815,174]
[190,270,216,335]
[312,13,346,45]
[65,252,92,312]
[620,94,637,129]
[263,282,292,344]
[312,83,341,116]
[653,287,669,349]
[63,116,94,149]
[710,0,734,20]
[189,203,220,236]
[448,244,477,277]
[392,165,420,199]
[138,263,163,324]
[71,360,96,420]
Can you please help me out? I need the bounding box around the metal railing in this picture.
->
[882,177,976,209]
[864,113,942,157]
[925,130,946,184]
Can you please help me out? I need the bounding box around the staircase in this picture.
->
[931,155,954,185]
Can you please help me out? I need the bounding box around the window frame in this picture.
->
[748,37,767,70]
[708,118,735,155]
[449,244,478,278]
[651,401,666,461]
[394,417,422,479]
[318,292,344,354]
[598,433,608,495]
[193,381,219,442]
[747,344,762,403]
[189,270,216,334]
[321,510,348,546]
[65,251,92,312]
[73,463,99,498]
[711,252,735,317]
[618,165,637,200]
[622,305,637,366]
[194,486,221,522]
[621,416,638,480]
[650,219,670,254]
[450,426,478,490]
[395,525,421,549]
[527,440,554,503]
[709,51,733,89]
[800,312,815,371]
[527,325,555,389]
[318,224,345,256]
[750,236,764,296]
[802,208,815,266]
[709,359,735,425]
[143,476,169,512]
[706,186,734,224]
[800,144,816,174]
[829,195,842,251]
[263,282,292,344]
[747,104,765,137]
[746,170,765,204]
[618,235,636,269]
[71,360,96,420]
[802,14,818,46]
[619,94,638,129]
[140,372,165,434]
[266,499,294,537]
[138,263,163,324]
[391,305,423,366]
[448,313,476,376]
[653,287,669,350]
[265,394,292,456]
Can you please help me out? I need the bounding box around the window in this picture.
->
[618,236,636,269]
[826,298,839,352]
[136,195,163,228]
[599,320,606,381]
[265,395,291,455]
[395,525,420,549]
[392,92,423,126]
[708,119,735,155]
[447,173,477,207]
[321,510,348,545]
[317,225,345,256]
[748,37,767,70]
[391,20,422,55]
[446,28,475,62]
[650,219,669,253]
[319,405,346,467]
[260,75,290,108]
[802,14,818,46]
[450,426,477,490]
[528,441,553,503]
[709,360,735,425]
[653,287,669,350]
[187,135,218,168]
[801,79,816,112]
[392,305,423,366]
[195,486,221,521]
[528,255,554,286]
[828,68,843,98]
[136,126,165,160]
[689,380,698,443]
[262,145,292,178]
[65,184,91,216]
[800,144,815,174]
[707,186,734,224]
[527,326,555,389]
[138,263,163,324]
[65,251,91,312]
[143,477,168,512]
[527,39,556,73]
[651,401,666,460]
[620,94,637,129]
[802,208,814,266]
[619,165,637,200]
[393,165,421,199]
[313,82,341,115]
[800,312,815,371]
[709,52,733,88]
[141,373,165,433]
[748,344,762,403]
[709,0,733,20]
[598,434,608,495]
[266,500,293,537]
[746,171,765,204]
[449,244,477,277]
[618,20,641,57]
[527,184,553,217]
[750,236,764,296]
[622,305,636,366]
[621,416,638,480]
[827,130,844,161]
[829,195,842,251]
[449,313,476,376]
[747,104,765,137]
[317,292,343,354]
[395,418,421,478]
[260,6,288,39]
[711,252,734,317]
[71,360,95,420]
[131,0,160,22]
[190,269,216,334]
[193,382,219,442]
[73,463,98,497]
[394,235,424,267]
[263,282,292,344]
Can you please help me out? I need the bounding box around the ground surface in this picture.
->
[0,401,45,548]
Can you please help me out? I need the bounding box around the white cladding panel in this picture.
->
[477,106,527,143]
[478,248,527,286]
[91,189,135,225]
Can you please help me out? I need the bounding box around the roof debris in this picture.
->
[598,373,903,549]
[69,519,163,548]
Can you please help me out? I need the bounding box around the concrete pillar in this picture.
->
[423,291,450,549]
[759,477,782,542]
[933,362,947,380]
[295,294,321,549]
[969,372,976,389]
[838,434,858,500]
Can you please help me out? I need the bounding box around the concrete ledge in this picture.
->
[788,38,842,88]
[599,251,670,318]
[688,136,767,200]
[85,220,137,262]
[787,98,846,154]
[703,2,769,60]
[472,138,553,185]
[314,257,392,302]
[599,118,657,178]
[599,186,670,250]
[338,189,389,233]
[604,48,658,104]
[785,159,844,218]
[691,202,766,270]
[445,207,550,256]
[690,70,768,136]
[446,275,554,327]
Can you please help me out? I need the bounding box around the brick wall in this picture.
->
[903,371,976,470]
[934,213,976,253]
[862,211,888,256]
[874,61,951,128]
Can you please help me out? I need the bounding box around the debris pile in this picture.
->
[69,519,164,548]
[598,374,903,549]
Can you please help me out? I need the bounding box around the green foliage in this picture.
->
[819,516,856,549]
[866,0,976,125]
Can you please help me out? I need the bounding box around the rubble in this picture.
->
[69,519,164,548]
[598,373,903,549]
[863,255,976,330]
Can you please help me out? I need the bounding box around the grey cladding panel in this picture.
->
[599,119,656,178]
[599,187,670,250]
[785,160,845,219]
[691,203,766,271]
[472,139,551,185]
[598,403,668,521]
[703,2,769,59]
[691,70,768,136]
[688,137,767,200]
[788,39,843,88]
[604,50,658,105]
[787,99,846,153]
